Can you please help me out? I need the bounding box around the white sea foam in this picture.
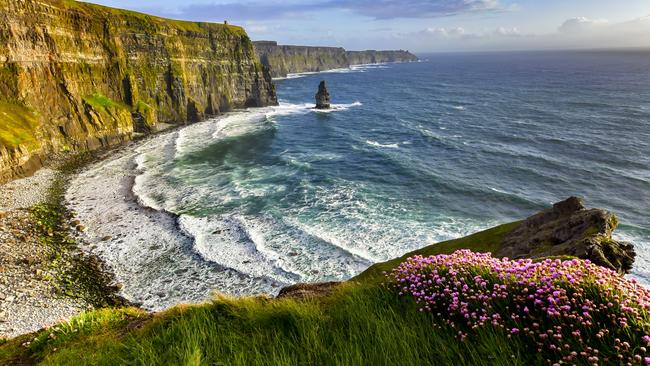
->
[365,140,400,149]
[452,105,466,111]
[179,214,301,284]
[65,137,283,311]
[275,63,390,80]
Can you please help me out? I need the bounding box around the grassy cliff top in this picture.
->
[28,0,248,36]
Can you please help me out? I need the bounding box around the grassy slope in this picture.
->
[1,285,529,366]
[59,0,247,35]
[0,221,530,365]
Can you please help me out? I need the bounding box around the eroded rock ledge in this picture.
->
[498,196,635,274]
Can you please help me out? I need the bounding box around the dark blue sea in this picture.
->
[132,51,650,290]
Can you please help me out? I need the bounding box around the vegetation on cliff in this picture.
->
[0,0,276,182]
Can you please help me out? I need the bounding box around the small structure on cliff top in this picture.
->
[315,81,331,109]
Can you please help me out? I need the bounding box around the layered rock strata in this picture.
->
[0,0,277,182]
[253,41,418,78]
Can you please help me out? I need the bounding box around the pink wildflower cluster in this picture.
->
[386,250,650,365]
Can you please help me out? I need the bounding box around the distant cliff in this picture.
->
[346,50,418,65]
[252,41,348,79]
[0,0,277,182]
[253,41,418,78]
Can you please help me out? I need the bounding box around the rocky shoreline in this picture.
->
[0,169,85,338]
[0,153,135,338]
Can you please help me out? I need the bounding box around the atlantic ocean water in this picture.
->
[72,51,650,308]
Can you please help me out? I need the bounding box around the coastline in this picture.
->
[0,95,343,337]
[0,168,83,338]
[0,154,129,338]
[0,127,182,338]
[61,97,370,311]
[64,116,286,311]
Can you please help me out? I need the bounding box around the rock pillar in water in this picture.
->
[315,80,331,109]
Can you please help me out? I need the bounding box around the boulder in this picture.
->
[497,197,635,274]
[315,81,331,109]
[277,281,340,299]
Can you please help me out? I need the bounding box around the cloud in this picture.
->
[416,26,522,40]
[167,2,312,21]
[558,17,609,34]
[400,15,650,52]
[555,16,650,48]
[329,0,502,19]
[146,0,502,22]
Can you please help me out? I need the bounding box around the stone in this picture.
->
[277,281,340,299]
[100,235,113,241]
[497,197,635,274]
[76,225,87,232]
[315,81,331,109]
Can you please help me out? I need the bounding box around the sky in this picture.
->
[83,0,650,52]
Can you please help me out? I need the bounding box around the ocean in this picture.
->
[67,51,650,309]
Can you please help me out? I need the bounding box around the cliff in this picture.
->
[253,41,418,78]
[345,50,418,65]
[252,41,348,78]
[0,0,277,182]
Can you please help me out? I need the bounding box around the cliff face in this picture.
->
[345,50,418,65]
[253,41,418,78]
[0,0,277,182]
[252,41,348,78]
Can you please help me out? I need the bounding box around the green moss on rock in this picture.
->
[0,100,40,150]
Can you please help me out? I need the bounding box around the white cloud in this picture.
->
[416,26,522,40]
[558,17,609,34]
[494,26,521,37]
[399,15,650,52]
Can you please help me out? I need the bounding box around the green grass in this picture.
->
[1,284,531,366]
[82,93,126,112]
[0,100,40,149]
[59,0,247,35]
[354,221,521,283]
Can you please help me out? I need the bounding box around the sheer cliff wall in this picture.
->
[0,0,277,182]
[253,41,418,78]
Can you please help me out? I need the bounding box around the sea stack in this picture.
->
[315,80,331,109]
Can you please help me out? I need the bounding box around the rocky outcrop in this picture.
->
[277,281,340,299]
[253,41,418,78]
[315,81,330,109]
[498,197,635,274]
[0,0,277,182]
